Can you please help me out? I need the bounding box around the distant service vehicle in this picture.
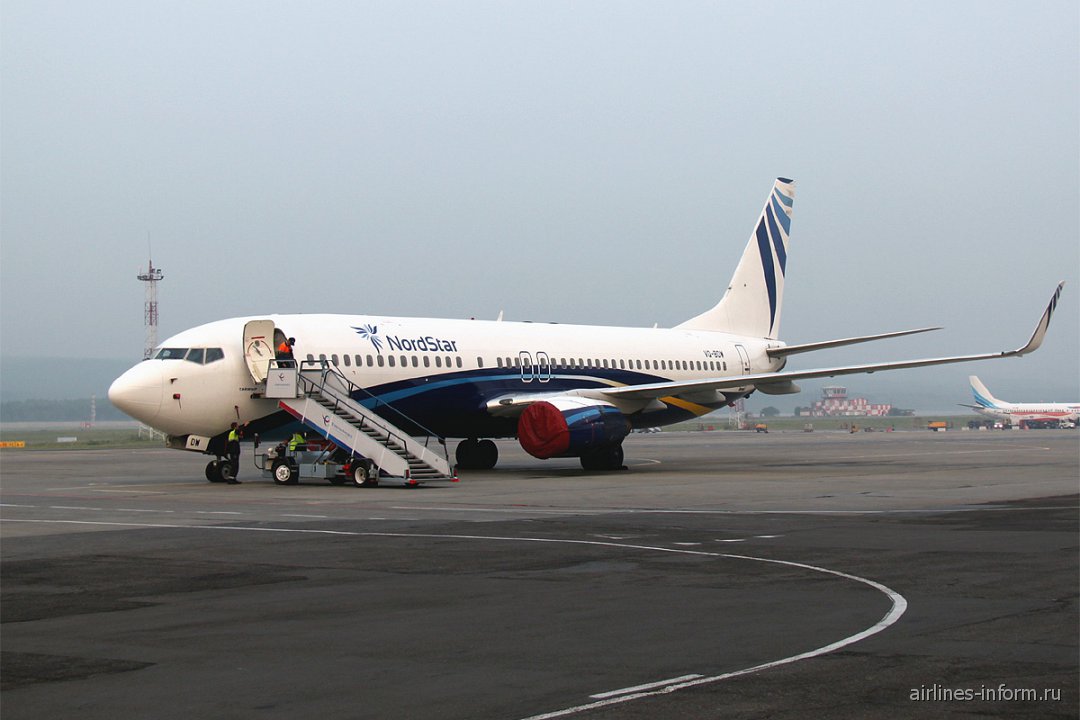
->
[963,376,1080,428]
[109,178,1065,482]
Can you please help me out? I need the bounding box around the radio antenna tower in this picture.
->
[137,253,164,359]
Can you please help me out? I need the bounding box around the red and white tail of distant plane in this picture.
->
[964,376,1080,426]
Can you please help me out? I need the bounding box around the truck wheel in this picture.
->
[272,459,298,485]
[352,461,377,487]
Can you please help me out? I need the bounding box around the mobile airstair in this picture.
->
[267,360,456,485]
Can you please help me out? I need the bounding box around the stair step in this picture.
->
[290,383,452,480]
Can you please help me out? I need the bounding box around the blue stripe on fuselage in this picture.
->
[349,367,730,437]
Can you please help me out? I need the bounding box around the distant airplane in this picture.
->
[963,376,1079,427]
[109,178,1065,483]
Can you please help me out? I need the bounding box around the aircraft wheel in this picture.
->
[205,460,224,483]
[456,438,498,470]
[217,461,237,483]
[455,438,478,468]
[475,439,498,469]
[580,444,624,471]
[271,459,298,485]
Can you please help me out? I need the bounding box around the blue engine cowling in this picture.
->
[517,397,630,459]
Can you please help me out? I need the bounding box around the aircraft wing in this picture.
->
[597,282,1063,403]
[485,282,1063,417]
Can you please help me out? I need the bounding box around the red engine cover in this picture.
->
[517,402,570,459]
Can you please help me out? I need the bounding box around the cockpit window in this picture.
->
[156,347,224,363]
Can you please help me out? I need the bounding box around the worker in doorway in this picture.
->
[276,337,296,367]
[287,431,305,453]
[226,421,246,484]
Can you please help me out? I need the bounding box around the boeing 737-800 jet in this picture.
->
[109,178,1064,481]
[964,376,1079,427]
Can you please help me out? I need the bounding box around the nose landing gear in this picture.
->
[205,459,237,483]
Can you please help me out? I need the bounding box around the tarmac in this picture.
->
[2,429,1077,719]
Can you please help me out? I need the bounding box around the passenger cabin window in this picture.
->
[477,357,485,368]
[343,354,351,367]
[306,354,315,362]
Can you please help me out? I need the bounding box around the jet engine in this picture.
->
[517,397,630,459]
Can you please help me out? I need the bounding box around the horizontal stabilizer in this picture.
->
[767,327,942,358]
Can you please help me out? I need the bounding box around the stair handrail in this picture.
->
[294,359,452,467]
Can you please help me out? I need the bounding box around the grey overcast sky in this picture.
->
[2,0,1077,403]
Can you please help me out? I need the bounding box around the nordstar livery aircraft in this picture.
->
[963,376,1079,427]
[109,179,1065,480]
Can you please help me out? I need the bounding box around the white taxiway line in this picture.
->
[0,517,908,720]
[589,674,704,699]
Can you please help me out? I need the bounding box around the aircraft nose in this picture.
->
[108,362,163,424]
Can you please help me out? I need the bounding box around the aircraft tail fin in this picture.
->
[677,178,795,338]
[969,376,1005,409]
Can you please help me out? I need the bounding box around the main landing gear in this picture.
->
[455,439,626,471]
[579,444,625,471]
[455,438,498,470]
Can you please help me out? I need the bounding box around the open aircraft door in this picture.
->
[243,320,277,383]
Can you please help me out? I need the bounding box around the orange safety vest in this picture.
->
[278,341,291,355]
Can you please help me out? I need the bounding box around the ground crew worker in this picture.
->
[226,421,245,484]
[276,337,296,366]
[287,431,305,452]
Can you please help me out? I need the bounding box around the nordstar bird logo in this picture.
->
[352,324,382,353]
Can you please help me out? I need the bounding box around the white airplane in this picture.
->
[963,376,1079,427]
[109,178,1065,481]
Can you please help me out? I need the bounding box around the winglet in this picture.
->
[1012,281,1064,356]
